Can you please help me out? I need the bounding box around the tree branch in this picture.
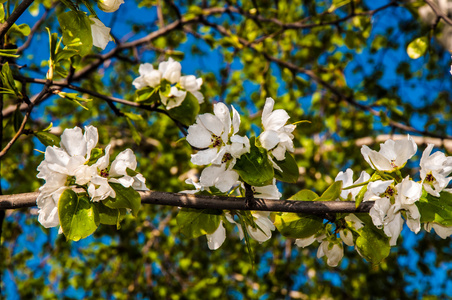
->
[0,0,35,39]
[0,190,374,214]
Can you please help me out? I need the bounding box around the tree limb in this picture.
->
[0,190,374,214]
[0,0,35,39]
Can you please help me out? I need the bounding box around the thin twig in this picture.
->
[0,0,35,39]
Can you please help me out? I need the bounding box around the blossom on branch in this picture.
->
[361,135,417,172]
[90,18,113,50]
[97,0,124,12]
[259,97,296,161]
[420,143,452,197]
[36,126,148,229]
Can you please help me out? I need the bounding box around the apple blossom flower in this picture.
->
[420,144,452,197]
[160,86,187,110]
[251,179,282,200]
[199,164,239,193]
[259,97,296,161]
[180,75,204,104]
[36,126,148,227]
[97,0,124,12]
[90,18,113,50]
[335,168,370,200]
[206,221,226,250]
[317,240,344,267]
[158,57,181,84]
[245,211,276,243]
[361,135,417,172]
[186,103,249,167]
[132,63,162,90]
[425,222,452,239]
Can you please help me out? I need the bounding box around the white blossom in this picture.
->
[187,103,249,168]
[36,126,148,227]
[199,164,239,193]
[317,241,344,267]
[132,63,162,90]
[206,221,226,250]
[158,57,181,84]
[245,211,275,243]
[180,75,204,104]
[425,222,452,239]
[335,168,370,200]
[252,179,282,200]
[420,143,452,197]
[90,18,113,50]
[361,135,417,172]
[97,0,124,12]
[160,86,187,110]
[259,97,296,161]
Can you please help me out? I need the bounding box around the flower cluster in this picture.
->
[133,58,204,109]
[36,126,148,232]
[182,97,296,249]
[294,135,452,267]
[90,0,125,50]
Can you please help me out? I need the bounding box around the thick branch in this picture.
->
[0,0,35,39]
[0,190,374,214]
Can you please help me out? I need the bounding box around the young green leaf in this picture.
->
[58,11,93,56]
[58,190,100,241]
[104,182,141,217]
[407,36,428,59]
[417,191,452,226]
[167,92,200,126]
[176,208,222,239]
[233,137,274,187]
[34,131,61,147]
[273,152,299,183]
[314,181,343,202]
[355,226,390,265]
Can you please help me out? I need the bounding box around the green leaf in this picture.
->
[13,106,24,132]
[57,11,93,56]
[289,189,319,201]
[1,63,19,96]
[328,0,351,12]
[124,112,144,122]
[274,213,323,239]
[273,152,299,183]
[126,118,142,145]
[7,23,31,37]
[417,191,452,226]
[0,48,19,58]
[86,148,104,166]
[354,184,368,208]
[54,49,79,62]
[135,86,160,103]
[167,91,200,126]
[104,182,141,217]
[159,79,171,97]
[314,181,342,202]
[355,226,390,265]
[176,208,222,239]
[34,131,61,147]
[93,201,126,228]
[407,36,428,59]
[126,167,139,177]
[58,190,100,241]
[233,137,274,186]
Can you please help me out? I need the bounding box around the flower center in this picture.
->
[390,159,397,168]
[100,169,109,178]
[385,186,395,197]
[222,153,233,164]
[425,173,435,183]
[211,134,223,148]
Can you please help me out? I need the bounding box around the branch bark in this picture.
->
[0,0,35,39]
[0,190,374,214]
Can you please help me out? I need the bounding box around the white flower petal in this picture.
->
[207,221,226,250]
